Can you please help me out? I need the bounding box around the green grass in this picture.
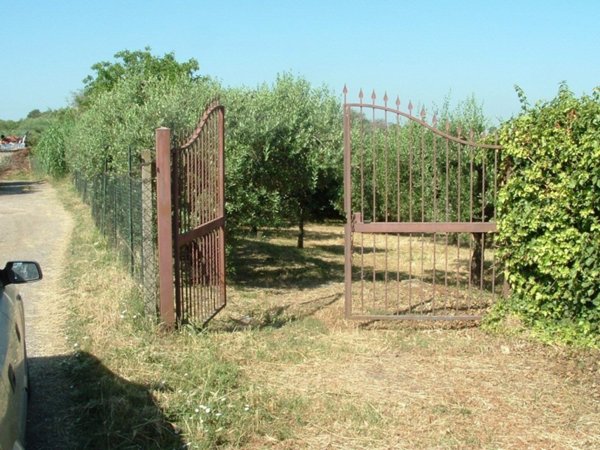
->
[56,181,312,448]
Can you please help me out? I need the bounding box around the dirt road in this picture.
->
[0,179,74,449]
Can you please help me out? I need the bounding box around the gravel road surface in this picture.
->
[0,179,74,449]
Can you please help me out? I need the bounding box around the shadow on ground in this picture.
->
[243,227,344,243]
[223,228,499,332]
[27,352,183,450]
[0,180,42,196]
[230,237,344,290]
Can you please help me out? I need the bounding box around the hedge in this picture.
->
[497,84,600,344]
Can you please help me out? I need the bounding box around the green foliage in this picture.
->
[32,49,217,178]
[1,108,64,147]
[67,72,219,177]
[35,114,74,177]
[497,84,600,345]
[79,47,200,106]
[513,85,530,112]
[41,50,347,250]
[0,119,19,131]
[27,109,42,119]
[224,74,343,246]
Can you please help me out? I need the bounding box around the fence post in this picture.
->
[128,146,134,275]
[155,127,175,328]
[102,158,108,234]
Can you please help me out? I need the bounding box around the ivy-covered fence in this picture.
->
[497,85,600,344]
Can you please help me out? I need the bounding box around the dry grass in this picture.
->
[238,326,600,449]
[349,232,499,318]
[57,184,600,450]
[212,225,600,449]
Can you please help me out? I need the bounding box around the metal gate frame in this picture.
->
[343,87,502,321]
[156,102,226,327]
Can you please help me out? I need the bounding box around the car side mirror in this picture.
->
[2,261,43,284]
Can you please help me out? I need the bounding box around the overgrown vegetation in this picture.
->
[493,84,600,346]
[35,111,74,177]
[57,181,301,449]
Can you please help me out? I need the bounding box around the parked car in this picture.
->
[0,261,42,450]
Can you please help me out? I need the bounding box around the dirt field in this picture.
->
[0,148,32,178]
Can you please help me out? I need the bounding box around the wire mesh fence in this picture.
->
[72,149,158,315]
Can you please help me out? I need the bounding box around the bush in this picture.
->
[35,115,74,177]
[67,73,219,177]
[496,84,600,345]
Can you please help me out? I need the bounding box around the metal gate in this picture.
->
[156,101,226,327]
[343,88,503,321]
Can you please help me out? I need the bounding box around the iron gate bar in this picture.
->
[344,103,502,150]
[156,127,175,327]
[177,216,225,246]
[343,87,353,318]
[343,87,503,321]
[352,213,496,233]
[170,101,226,326]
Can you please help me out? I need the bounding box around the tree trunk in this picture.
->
[297,209,305,249]
[470,161,487,286]
[297,219,304,249]
[470,233,483,286]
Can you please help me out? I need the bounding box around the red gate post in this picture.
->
[155,127,175,328]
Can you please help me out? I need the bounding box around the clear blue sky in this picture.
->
[1,0,598,123]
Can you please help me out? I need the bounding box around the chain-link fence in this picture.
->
[72,149,158,315]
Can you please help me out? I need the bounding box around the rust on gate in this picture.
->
[156,101,226,327]
[343,87,503,321]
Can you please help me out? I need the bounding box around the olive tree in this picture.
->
[224,74,342,248]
